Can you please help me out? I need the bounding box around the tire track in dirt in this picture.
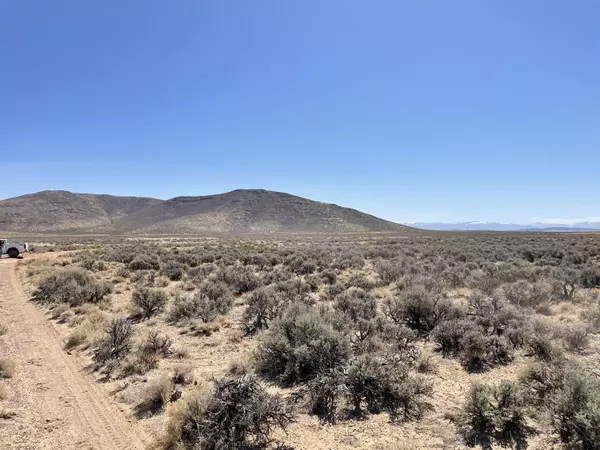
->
[0,260,147,450]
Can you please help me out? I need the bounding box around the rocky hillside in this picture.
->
[0,189,412,234]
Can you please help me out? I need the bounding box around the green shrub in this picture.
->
[197,280,234,309]
[129,255,160,271]
[374,259,402,284]
[502,279,553,308]
[561,323,590,352]
[333,288,377,323]
[219,265,261,295]
[305,355,432,424]
[383,287,460,335]
[132,287,168,319]
[519,360,565,406]
[168,289,232,324]
[433,319,479,357]
[34,269,113,307]
[580,265,600,289]
[242,287,286,334]
[306,369,346,424]
[454,382,532,449]
[433,319,512,371]
[552,371,600,449]
[254,305,351,385]
[160,261,185,281]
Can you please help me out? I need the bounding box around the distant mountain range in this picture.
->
[406,221,600,232]
[0,189,413,235]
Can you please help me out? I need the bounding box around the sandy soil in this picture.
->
[0,259,148,450]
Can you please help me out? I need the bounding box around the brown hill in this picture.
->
[0,189,412,234]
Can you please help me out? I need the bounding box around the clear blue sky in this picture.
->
[1,0,599,223]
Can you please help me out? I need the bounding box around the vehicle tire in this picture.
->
[8,249,19,258]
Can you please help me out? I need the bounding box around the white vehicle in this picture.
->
[0,239,28,258]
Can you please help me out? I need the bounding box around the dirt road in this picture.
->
[0,259,147,450]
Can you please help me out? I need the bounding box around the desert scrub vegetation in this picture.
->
[452,381,533,449]
[132,287,169,319]
[92,316,134,374]
[33,268,113,307]
[27,233,600,448]
[156,376,295,450]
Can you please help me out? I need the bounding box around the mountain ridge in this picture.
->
[0,189,411,235]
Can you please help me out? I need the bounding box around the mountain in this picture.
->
[0,189,412,234]
[407,221,600,232]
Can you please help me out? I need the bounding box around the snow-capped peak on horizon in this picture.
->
[404,221,600,231]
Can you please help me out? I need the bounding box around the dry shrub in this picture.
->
[153,389,208,450]
[136,376,174,417]
[49,303,70,321]
[0,359,15,379]
[416,352,438,374]
[171,347,189,359]
[183,376,294,450]
[64,310,108,351]
[242,287,286,334]
[123,330,172,375]
[92,317,134,369]
[582,304,600,332]
[156,276,170,287]
[155,377,294,450]
[172,364,195,385]
[227,359,249,376]
[561,322,590,352]
[0,323,7,336]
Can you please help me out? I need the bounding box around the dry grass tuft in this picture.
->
[135,376,174,418]
[227,359,249,376]
[0,359,15,379]
[172,364,195,385]
[0,408,16,419]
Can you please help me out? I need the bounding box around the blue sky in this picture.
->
[1,0,599,223]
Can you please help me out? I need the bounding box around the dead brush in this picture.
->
[123,330,172,376]
[172,364,195,385]
[135,376,174,418]
[227,359,249,376]
[561,323,590,352]
[416,352,438,374]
